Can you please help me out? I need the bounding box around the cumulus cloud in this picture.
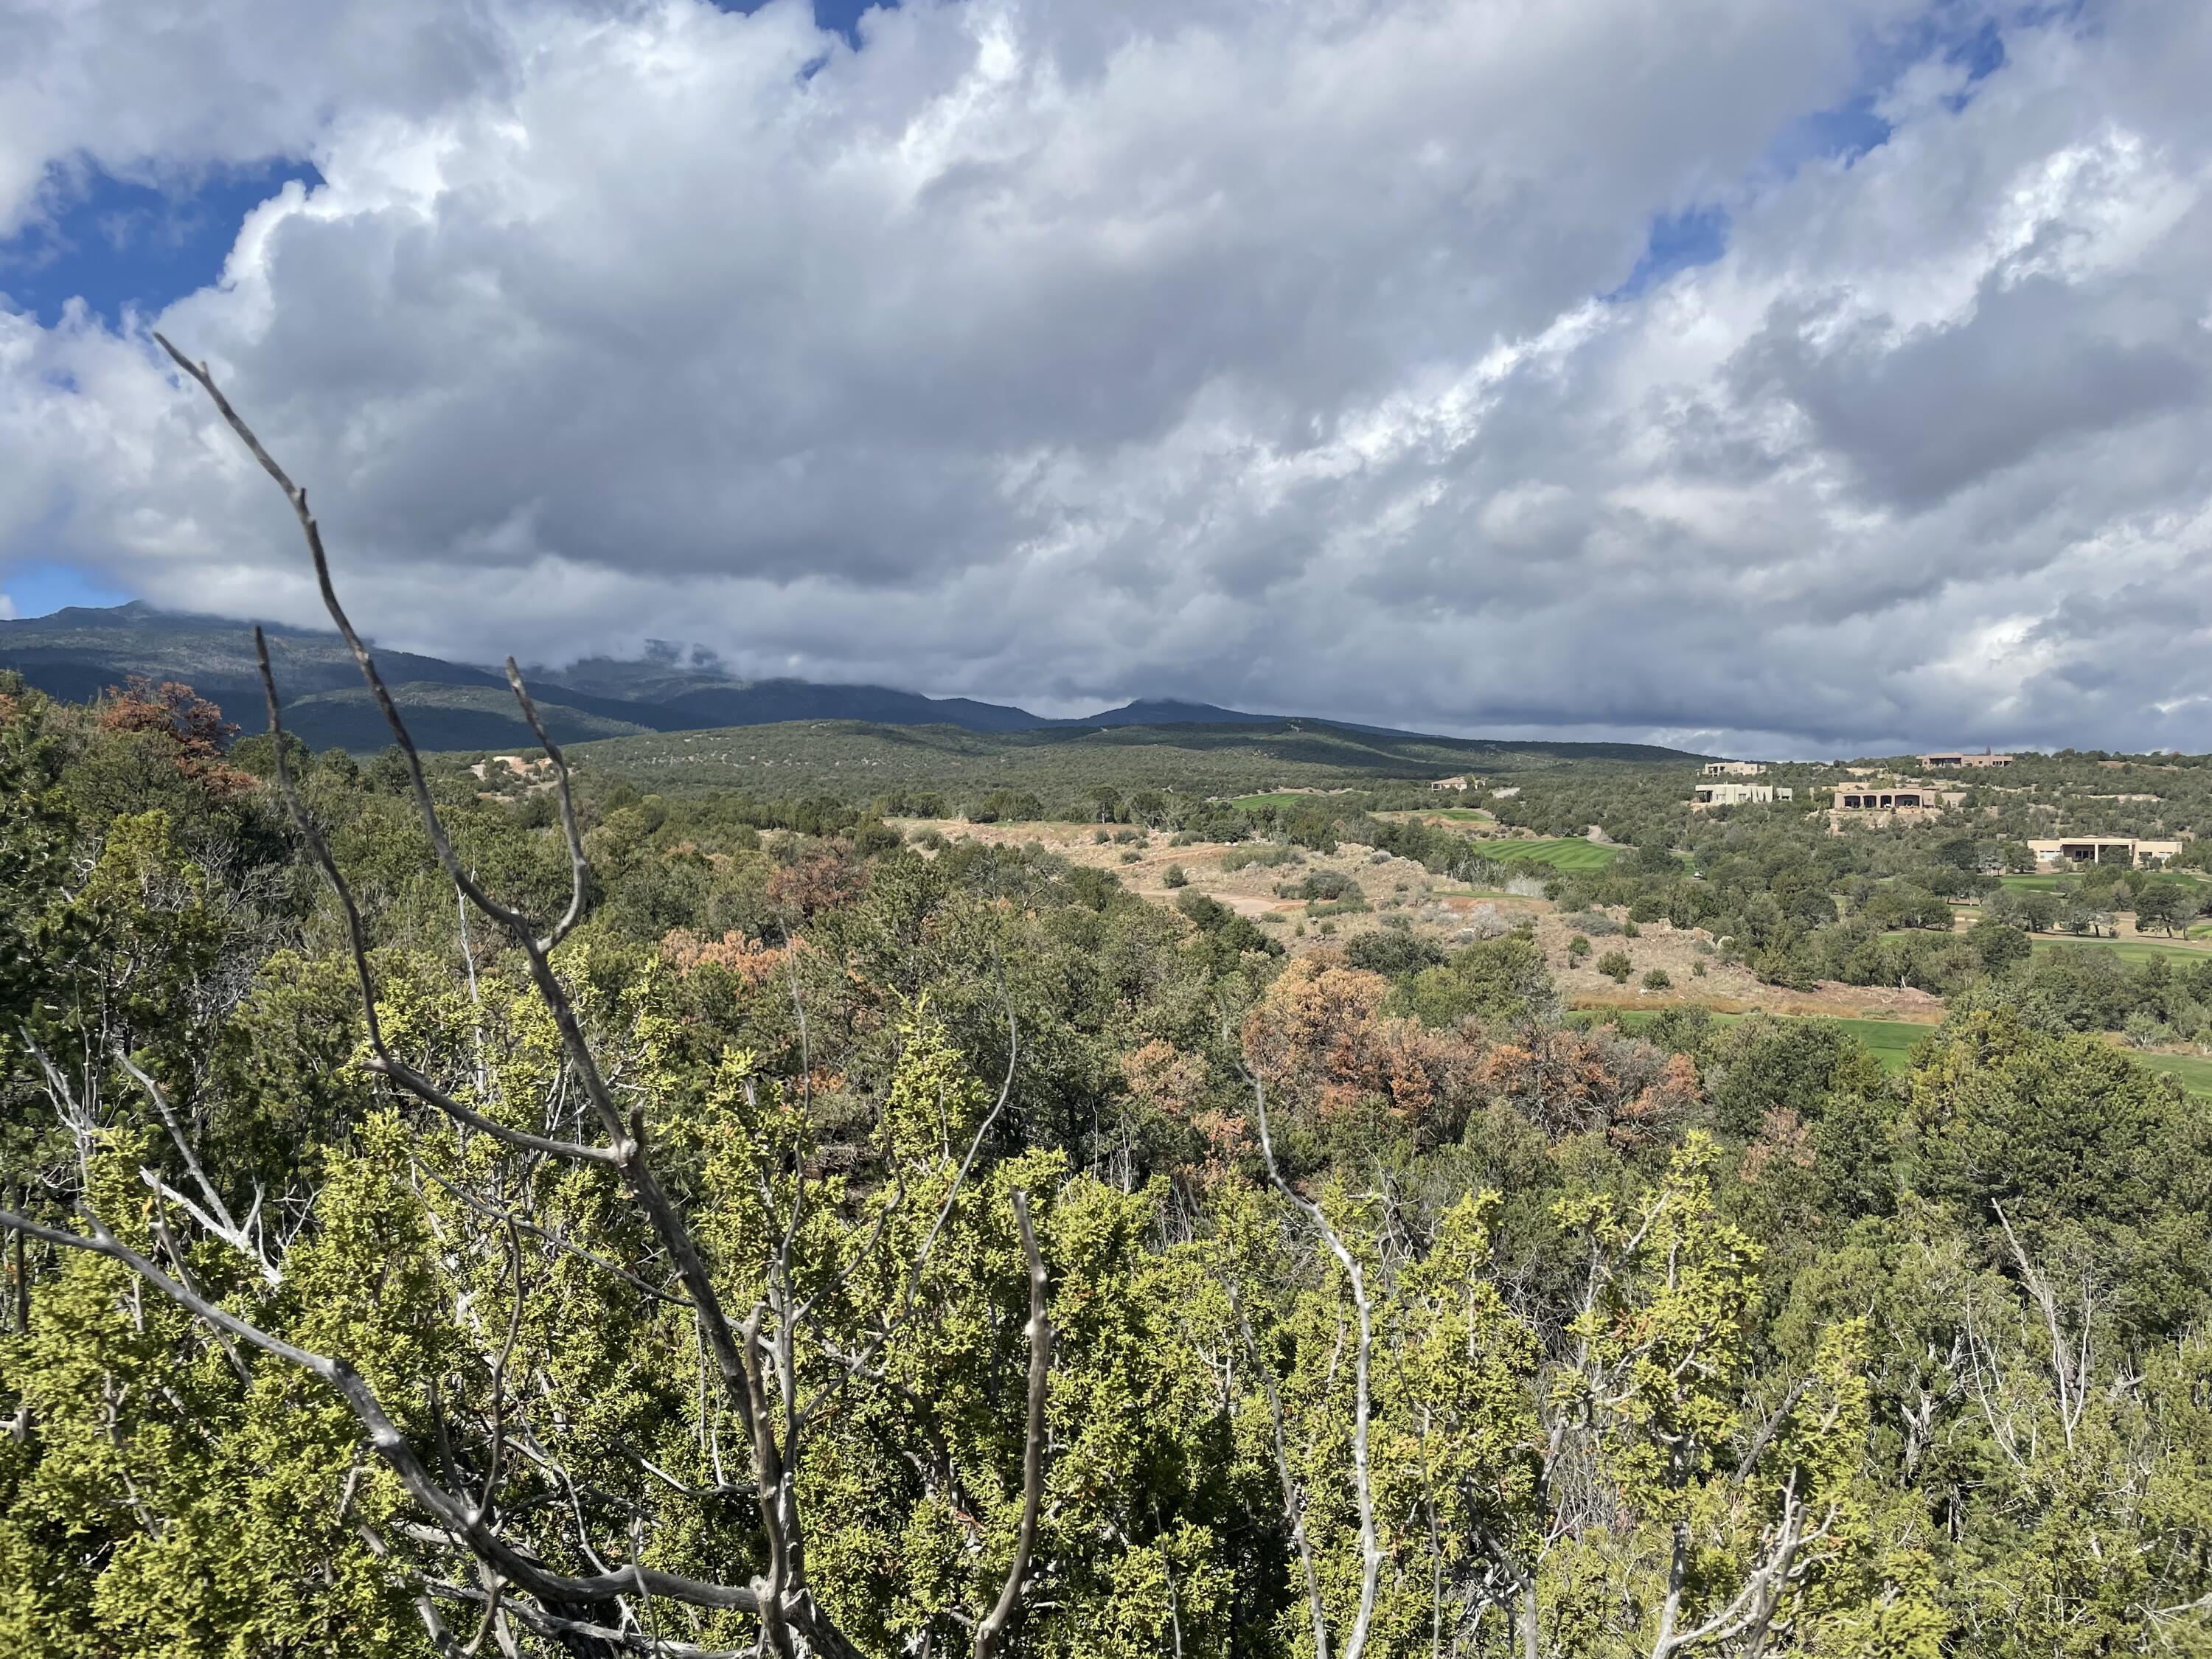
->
[0,0,512,235]
[4,0,2212,753]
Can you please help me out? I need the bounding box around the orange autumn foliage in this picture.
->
[1477,1027,1700,1148]
[1121,1038,1251,1175]
[1241,954,1478,1136]
[766,849,867,919]
[99,676,254,796]
[1121,1039,1208,1121]
[1739,1105,1816,1186]
[661,929,792,986]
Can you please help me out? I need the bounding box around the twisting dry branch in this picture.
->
[0,1199,762,1620]
[975,1189,1051,1659]
[1233,1285,1332,1659]
[115,1050,260,1265]
[149,327,761,1421]
[1240,1058,1383,1659]
[1651,1475,1838,1659]
[0,335,1071,1658]
[246,629,614,1167]
[1993,1203,2095,1454]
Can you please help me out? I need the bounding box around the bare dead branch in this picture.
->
[153,334,543,946]
[423,1581,751,1658]
[116,1050,244,1242]
[736,1309,798,1659]
[499,658,588,953]
[1242,1060,1383,1659]
[1993,1203,2092,1453]
[147,1208,253,1385]
[796,1007,1018,1429]
[248,629,619,1169]
[1234,1287,1332,1659]
[975,1188,1051,1659]
[111,337,1050,1659]
[476,1219,526,1526]
[409,1161,691,1310]
[0,1203,762,1618]
[1734,1378,1810,1481]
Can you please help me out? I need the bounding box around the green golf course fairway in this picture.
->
[1576,1006,2210,1095]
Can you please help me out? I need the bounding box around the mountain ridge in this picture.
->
[0,602,1341,752]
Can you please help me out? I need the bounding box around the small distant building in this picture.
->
[1826,782,1964,831]
[1919,748,2013,768]
[1692,782,1792,810]
[1834,785,1954,811]
[1428,775,1476,792]
[1701,760,1767,776]
[2027,837,2182,868]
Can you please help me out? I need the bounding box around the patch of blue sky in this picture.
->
[0,157,321,330]
[1767,93,1897,177]
[712,0,897,51]
[1770,0,2020,173]
[1605,1,2043,304]
[1606,205,1732,301]
[0,560,131,619]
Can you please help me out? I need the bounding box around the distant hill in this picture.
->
[0,601,502,703]
[0,603,1203,751]
[1072,698,1279,728]
[567,717,1699,803]
[0,602,1703,770]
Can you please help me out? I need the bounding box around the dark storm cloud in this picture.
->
[7,0,2212,754]
[1737,275,2208,510]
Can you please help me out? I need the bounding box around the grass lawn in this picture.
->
[2028,935,2212,964]
[1230,791,1326,809]
[1832,1018,1935,1074]
[1577,1009,1933,1077]
[2142,1051,2212,1096]
[1480,838,1621,872]
[2000,871,2212,893]
[1581,1006,2212,1097]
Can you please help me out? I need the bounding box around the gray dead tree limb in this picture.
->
[0,335,1058,1659]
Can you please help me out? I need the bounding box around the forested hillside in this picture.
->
[565,718,1691,804]
[5,659,2211,1659]
[3,341,2207,1659]
[0,604,1187,752]
[0,603,1621,760]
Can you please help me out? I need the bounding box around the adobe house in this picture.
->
[1700,760,1767,776]
[1919,748,2013,768]
[1691,782,1792,810]
[2027,837,2183,867]
[1834,785,1952,810]
[1826,781,1965,831]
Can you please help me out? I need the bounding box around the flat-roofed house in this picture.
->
[1827,782,1965,831]
[2027,837,2183,867]
[1701,761,1767,776]
[1835,786,1951,810]
[1919,748,2014,768]
[1692,782,1792,810]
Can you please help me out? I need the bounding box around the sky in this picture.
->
[2,0,2210,756]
